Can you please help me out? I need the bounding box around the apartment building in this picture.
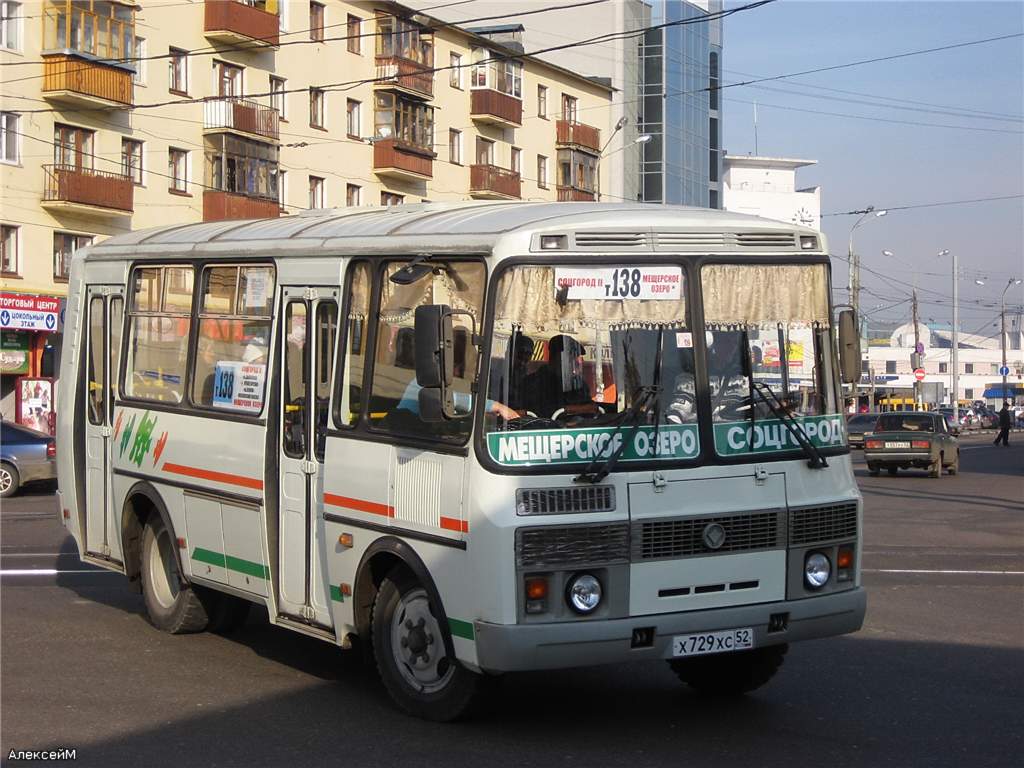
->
[0,0,613,421]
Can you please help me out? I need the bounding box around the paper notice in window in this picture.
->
[244,269,272,311]
[212,361,266,413]
[676,332,693,348]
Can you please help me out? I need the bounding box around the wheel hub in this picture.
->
[390,588,453,693]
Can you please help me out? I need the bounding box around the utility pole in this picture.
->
[1001,279,1023,404]
[912,289,921,407]
[848,208,887,411]
[952,251,959,409]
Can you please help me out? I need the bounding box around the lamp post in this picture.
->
[596,122,650,202]
[937,249,956,407]
[1001,278,1023,403]
[847,207,887,408]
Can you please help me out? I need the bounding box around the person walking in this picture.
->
[993,401,1012,447]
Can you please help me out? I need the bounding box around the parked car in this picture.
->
[864,411,960,478]
[846,412,881,448]
[937,407,981,431]
[975,406,999,429]
[0,421,57,498]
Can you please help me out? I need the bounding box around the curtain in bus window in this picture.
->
[701,264,829,329]
[337,262,371,427]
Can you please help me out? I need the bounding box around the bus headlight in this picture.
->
[566,573,602,613]
[804,553,831,589]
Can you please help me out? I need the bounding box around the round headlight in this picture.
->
[566,573,602,614]
[804,553,831,589]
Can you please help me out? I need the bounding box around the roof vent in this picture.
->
[735,232,797,249]
[655,232,729,249]
[573,231,648,249]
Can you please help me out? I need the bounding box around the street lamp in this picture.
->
[847,207,887,407]
[1001,278,1023,403]
[596,118,650,201]
[937,249,958,407]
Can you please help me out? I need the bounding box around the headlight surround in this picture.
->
[804,552,831,589]
[566,573,603,614]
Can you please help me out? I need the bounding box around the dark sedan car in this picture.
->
[1,421,57,497]
[846,412,881,448]
[864,412,959,478]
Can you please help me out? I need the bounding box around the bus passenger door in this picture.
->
[83,287,124,560]
[277,287,338,626]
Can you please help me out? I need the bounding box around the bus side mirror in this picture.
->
[837,309,861,384]
[414,304,462,422]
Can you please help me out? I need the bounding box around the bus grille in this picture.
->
[516,523,630,568]
[516,486,616,516]
[632,510,784,561]
[789,502,858,545]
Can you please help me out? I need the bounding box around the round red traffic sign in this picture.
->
[914,368,926,381]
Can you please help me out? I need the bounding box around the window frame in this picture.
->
[346,183,361,206]
[308,175,325,209]
[310,1,325,42]
[448,128,461,165]
[270,76,287,119]
[0,111,18,164]
[332,259,373,429]
[536,154,548,189]
[537,84,548,118]
[168,147,188,193]
[168,47,188,95]
[309,87,325,129]
[449,52,462,89]
[346,14,361,53]
[346,98,361,139]
[1,224,18,275]
[121,138,144,186]
[1,0,22,52]
[53,123,94,170]
[53,232,92,281]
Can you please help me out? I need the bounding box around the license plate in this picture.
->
[886,441,911,449]
[672,628,754,657]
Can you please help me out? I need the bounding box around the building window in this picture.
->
[562,94,578,122]
[205,134,279,201]
[381,191,404,207]
[121,139,143,185]
[537,155,548,188]
[709,189,719,209]
[346,99,361,138]
[309,175,324,208]
[215,61,243,98]
[54,124,94,169]
[939,362,948,373]
[310,2,324,42]
[1,112,18,163]
[270,76,287,119]
[964,363,974,374]
[510,147,521,175]
[885,360,896,374]
[450,52,462,88]
[537,85,547,118]
[346,184,361,206]
[310,88,325,128]
[557,148,598,193]
[470,48,522,98]
[53,233,93,281]
[376,15,433,66]
[373,92,433,151]
[168,148,188,192]
[709,51,719,111]
[1,224,17,274]
[169,47,188,94]
[133,37,146,85]
[347,14,361,53]
[475,137,493,166]
[1,1,21,51]
[964,388,974,400]
[448,129,461,165]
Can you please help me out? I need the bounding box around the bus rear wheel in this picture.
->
[141,516,211,634]
[371,567,482,721]
[668,643,788,696]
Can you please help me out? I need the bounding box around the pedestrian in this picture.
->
[993,401,1012,447]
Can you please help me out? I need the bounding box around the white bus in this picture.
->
[57,202,865,720]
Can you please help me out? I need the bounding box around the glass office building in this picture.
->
[640,0,723,206]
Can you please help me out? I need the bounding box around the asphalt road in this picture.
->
[2,433,1021,768]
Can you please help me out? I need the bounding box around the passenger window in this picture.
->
[109,296,123,420]
[283,301,307,458]
[191,265,275,414]
[335,261,371,427]
[87,296,104,425]
[367,260,485,442]
[314,301,338,461]
[125,266,194,404]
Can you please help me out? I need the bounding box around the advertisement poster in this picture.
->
[0,331,29,374]
[17,378,54,434]
[0,293,61,332]
[212,361,267,413]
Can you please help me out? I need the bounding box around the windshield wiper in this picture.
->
[574,385,658,484]
[751,381,828,469]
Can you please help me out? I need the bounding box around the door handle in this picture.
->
[301,460,317,475]
[100,426,112,437]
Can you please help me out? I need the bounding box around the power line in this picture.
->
[823,194,1024,216]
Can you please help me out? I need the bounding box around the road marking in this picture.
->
[0,552,71,557]
[0,569,117,576]
[864,568,1024,575]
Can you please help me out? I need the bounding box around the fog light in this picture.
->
[566,573,602,614]
[804,552,831,589]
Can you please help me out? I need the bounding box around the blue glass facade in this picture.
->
[640,1,722,206]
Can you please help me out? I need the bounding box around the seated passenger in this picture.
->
[523,334,593,417]
[489,333,535,412]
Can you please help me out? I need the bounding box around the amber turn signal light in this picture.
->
[837,547,854,569]
[526,577,548,600]
[338,533,354,548]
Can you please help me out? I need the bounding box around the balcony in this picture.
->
[373,139,434,181]
[42,55,133,108]
[204,0,279,48]
[470,89,522,128]
[203,191,281,222]
[375,57,434,100]
[204,98,280,142]
[557,186,597,202]
[556,119,601,154]
[42,165,133,216]
[470,165,521,200]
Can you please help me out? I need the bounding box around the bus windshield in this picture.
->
[483,264,699,468]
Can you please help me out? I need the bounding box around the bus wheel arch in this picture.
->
[121,481,186,588]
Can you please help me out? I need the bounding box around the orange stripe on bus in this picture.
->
[324,493,394,518]
[440,517,469,533]
[162,463,264,491]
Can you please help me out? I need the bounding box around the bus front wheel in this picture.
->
[668,643,788,696]
[140,516,211,634]
[371,567,482,721]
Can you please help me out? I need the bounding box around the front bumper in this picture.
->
[473,587,866,673]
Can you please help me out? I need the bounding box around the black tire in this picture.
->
[202,589,251,634]
[140,516,211,634]
[887,466,898,476]
[371,567,483,721]
[0,462,20,498]
[867,464,880,477]
[669,643,788,696]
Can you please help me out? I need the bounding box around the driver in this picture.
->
[523,334,593,418]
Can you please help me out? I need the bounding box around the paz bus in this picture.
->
[57,202,866,720]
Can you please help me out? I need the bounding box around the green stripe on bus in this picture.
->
[330,585,344,602]
[192,548,269,580]
[448,617,474,641]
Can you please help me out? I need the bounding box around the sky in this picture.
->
[721,0,1024,333]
